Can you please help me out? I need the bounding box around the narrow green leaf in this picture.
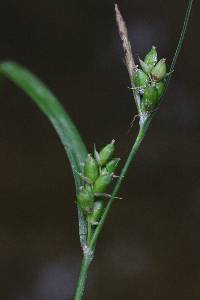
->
[0,61,88,246]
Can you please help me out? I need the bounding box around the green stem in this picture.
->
[89,116,152,250]
[74,254,93,300]
[167,0,194,84]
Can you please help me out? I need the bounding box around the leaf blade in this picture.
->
[0,61,88,188]
[0,61,88,247]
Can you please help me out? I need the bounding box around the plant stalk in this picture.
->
[74,253,93,300]
[166,0,194,88]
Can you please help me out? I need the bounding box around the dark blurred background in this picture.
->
[0,0,199,299]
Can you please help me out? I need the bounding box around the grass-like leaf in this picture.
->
[0,61,88,246]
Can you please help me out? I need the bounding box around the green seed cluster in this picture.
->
[77,140,120,226]
[133,46,167,113]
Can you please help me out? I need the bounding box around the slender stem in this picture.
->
[89,116,152,250]
[74,254,92,300]
[167,0,194,85]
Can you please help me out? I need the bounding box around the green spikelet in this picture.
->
[141,85,159,113]
[155,81,165,98]
[84,154,99,183]
[89,200,104,225]
[93,173,113,193]
[106,158,120,173]
[151,58,167,81]
[99,140,115,167]
[144,46,158,69]
[77,186,94,213]
[133,69,149,88]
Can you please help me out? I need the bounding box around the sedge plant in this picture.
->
[0,1,194,299]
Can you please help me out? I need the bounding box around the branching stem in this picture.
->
[74,1,194,299]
